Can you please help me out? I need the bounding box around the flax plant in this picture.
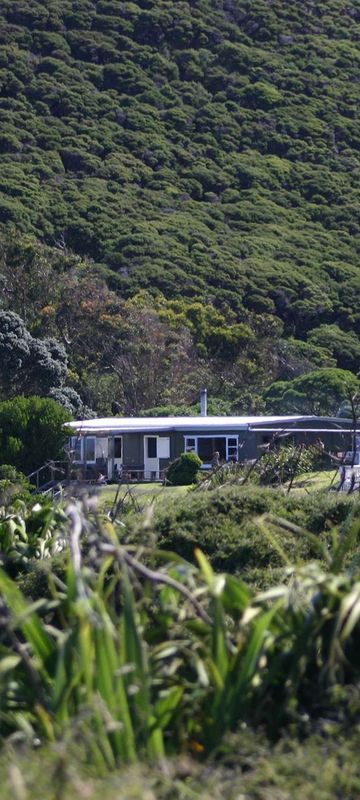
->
[0,498,360,764]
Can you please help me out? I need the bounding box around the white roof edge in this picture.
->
[66,414,326,435]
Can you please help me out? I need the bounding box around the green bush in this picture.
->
[0,463,32,504]
[0,395,71,475]
[256,443,322,485]
[3,0,360,417]
[166,451,202,486]
[155,485,354,575]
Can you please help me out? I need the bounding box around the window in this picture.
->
[214,437,227,461]
[184,436,239,464]
[198,438,216,462]
[198,437,227,463]
[69,436,96,463]
[114,437,122,459]
[227,437,238,462]
[84,437,96,463]
[70,436,81,462]
[147,437,157,458]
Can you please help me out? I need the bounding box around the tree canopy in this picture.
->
[0,1,360,415]
[0,395,71,474]
[265,369,360,417]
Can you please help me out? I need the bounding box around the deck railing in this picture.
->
[27,460,68,491]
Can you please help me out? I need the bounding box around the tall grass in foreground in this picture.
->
[0,497,360,765]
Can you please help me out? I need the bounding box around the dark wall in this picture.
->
[123,433,143,465]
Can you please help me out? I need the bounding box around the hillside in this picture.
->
[1,0,360,413]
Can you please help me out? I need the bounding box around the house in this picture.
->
[67,404,355,481]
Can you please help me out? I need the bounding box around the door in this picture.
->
[114,436,122,475]
[144,435,159,480]
[108,435,122,479]
[144,436,170,480]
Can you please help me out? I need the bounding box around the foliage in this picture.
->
[0,310,86,412]
[0,310,67,396]
[1,2,360,412]
[256,443,323,486]
[166,451,202,486]
[48,386,93,417]
[265,368,360,416]
[308,324,360,374]
[155,485,353,574]
[1,494,360,767]
[0,395,71,474]
[4,729,360,800]
[0,464,32,505]
[0,496,67,572]
[196,443,323,491]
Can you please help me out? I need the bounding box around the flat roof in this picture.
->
[66,414,351,435]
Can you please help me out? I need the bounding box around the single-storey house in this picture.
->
[66,410,355,481]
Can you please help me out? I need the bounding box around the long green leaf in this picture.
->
[0,568,54,670]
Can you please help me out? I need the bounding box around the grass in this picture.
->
[4,728,360,800]
[97,470,340,517]
[97,482,189,514]
[96,465,342,514]
[287,468,338,492]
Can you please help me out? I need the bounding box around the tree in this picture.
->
[0,396,71,474]
[0,311,68,398]
[0,310,31,379]
[48,386,93,418]
[307,324,360,374]
[104,300,207,414]
[264,368,360,417]
[0,234,61,325]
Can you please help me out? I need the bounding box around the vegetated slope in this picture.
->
[1,1,360,333]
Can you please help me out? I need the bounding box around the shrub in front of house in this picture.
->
[155,485,355,577]
[166,451,202,485]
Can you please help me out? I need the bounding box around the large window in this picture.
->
[184,436,239,465]
[198,437,226,462]
[69,436,96,463]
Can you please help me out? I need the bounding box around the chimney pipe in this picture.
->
[200,388,208,417]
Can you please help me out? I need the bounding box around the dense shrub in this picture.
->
[0,396,71,475]
[0,2,360,337]
[256,443,323,485]
[155,485,354,574]
[2,1,360,414]
[0,463,32,504]
[166,451,202,485]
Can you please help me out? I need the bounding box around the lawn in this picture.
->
[96,471,341,517]
[290,468,338,492]
[97,481,189,514]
